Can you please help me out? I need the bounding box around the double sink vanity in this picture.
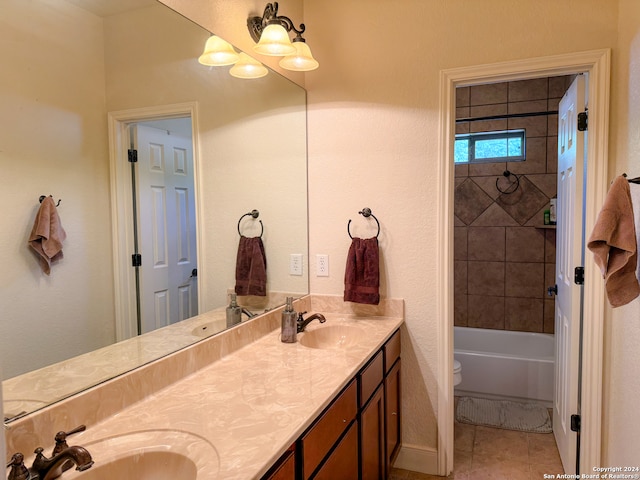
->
[5,295,403,479]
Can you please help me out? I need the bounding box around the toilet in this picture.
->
[453,358,462,386]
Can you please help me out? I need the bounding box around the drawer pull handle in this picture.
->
[391,412,397,416]
[343,419,346,423]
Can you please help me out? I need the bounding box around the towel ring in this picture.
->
[347,208,380,239]
[39,195,62,207]
[237,209,263,238]
[496,170,520,195]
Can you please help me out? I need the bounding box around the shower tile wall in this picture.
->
[454,76,573,334]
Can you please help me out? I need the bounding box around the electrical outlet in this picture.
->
[316,254,329,277]
[290,254,303,276]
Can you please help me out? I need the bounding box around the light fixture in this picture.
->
[279,37,319,71]
[229,53,269,79]
[248,2,319,71]
[198,35,240,66]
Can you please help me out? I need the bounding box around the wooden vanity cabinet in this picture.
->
[262,444,296,480]
[298,379,358,480]
[266,328,401,480]
[359,350,385,479]
[384,331,402,473]
[359,329,401,479]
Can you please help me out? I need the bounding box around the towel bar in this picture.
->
[347,207,380,239]
[39,195,62,207]
[237,209,263,238]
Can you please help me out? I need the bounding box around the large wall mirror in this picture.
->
[1,0,308,421]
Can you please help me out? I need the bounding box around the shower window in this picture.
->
[454,129,526,164]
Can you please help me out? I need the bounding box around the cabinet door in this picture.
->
[312,421,358,480]
[261,445,295,480]
[361,384,385,480]
[385,359,401,472]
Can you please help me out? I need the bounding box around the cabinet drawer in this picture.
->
[359,350,383,407]
[261,445,295,480]
[384,329,401,374]
[300,379,357,479]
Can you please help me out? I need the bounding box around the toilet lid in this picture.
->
[453,359,461,372]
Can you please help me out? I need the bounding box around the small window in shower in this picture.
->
[454,129,526,164]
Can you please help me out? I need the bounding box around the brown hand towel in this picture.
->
[344,237,380,305]
[235,235,267,296]
[587,175,640,307]
[28,196,66,275]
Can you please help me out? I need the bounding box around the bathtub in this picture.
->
[454,326,555,405]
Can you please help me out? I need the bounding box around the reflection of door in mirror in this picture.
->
[132,121,198,334]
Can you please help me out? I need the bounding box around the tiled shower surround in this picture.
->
[454,76,574,334]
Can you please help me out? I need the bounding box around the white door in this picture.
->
[133,123,198,334]
[554,75,586,474]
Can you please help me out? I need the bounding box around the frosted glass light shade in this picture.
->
[253,23,296,56]
[198,35,239,66]
[229,53,269,79]
[279,41,319,71]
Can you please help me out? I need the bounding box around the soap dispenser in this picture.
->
[281,296,297,343]
[226,293,242,328]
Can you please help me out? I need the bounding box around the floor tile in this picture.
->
[391,399,563,479]
[473,425,530,463]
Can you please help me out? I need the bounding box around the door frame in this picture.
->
[107,102,204,341]
[436,49,610,475]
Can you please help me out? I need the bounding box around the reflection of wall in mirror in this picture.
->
[104,5,308,313]
[0,1,308,380]
[0,1,116,379]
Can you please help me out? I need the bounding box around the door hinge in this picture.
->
[577,110,588,131]
[128,148,138,163]
[574,266,585,285]
[131,253,142,267]
[571,414,581,432]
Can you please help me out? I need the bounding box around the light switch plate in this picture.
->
[316,254,329,277]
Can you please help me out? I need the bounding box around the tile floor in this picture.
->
[389,400,563,480]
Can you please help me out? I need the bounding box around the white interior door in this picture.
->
[134,123,198,334]
[554,75,586,474]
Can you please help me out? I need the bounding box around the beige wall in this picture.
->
[103,4,308,311]
[304,0,619,468]
[152,0,639,470]
[603,0,640,465]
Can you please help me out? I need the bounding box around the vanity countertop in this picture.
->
[62,310,403,479]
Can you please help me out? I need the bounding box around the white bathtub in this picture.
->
[454,326,555,406]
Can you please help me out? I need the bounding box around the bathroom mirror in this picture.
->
[0,0,308,420]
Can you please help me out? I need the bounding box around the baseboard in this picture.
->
[392,443,438,475]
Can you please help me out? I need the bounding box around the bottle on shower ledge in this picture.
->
[226,293,242,328]
[281,296,297,343]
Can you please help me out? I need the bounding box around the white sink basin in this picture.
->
[63,429,219,480]
[299,325,365,349]
[75,451,196,480]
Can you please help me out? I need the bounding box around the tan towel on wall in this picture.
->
[344,237,380,305]
[28,196,67,275]
[235,235,267,296]
[587,175,640,307]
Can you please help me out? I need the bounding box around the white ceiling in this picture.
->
[64,0,157,17]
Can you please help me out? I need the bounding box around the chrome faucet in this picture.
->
[241,308,257,319]
[297,312,326,333]
[6,425,94,480]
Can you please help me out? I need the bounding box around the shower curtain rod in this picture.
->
[455,110,558,123]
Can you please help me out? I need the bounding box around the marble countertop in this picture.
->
[61,312,403,479]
